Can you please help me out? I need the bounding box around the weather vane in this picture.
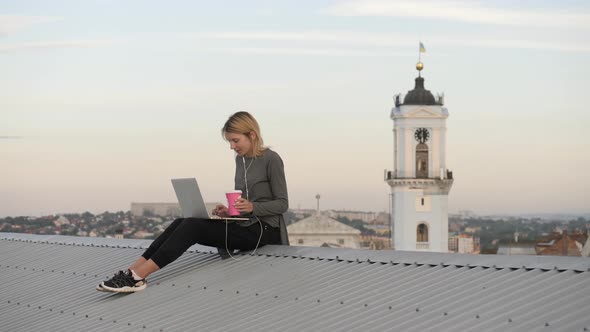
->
[417,41,426,77]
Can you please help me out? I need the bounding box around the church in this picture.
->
[385,61,454,252]
[287,194,361,249]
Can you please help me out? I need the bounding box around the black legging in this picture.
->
[142,218,280,268]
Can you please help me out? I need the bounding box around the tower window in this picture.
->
[417,223,429,242]
[416,143,429,178]
[415,196,431,212]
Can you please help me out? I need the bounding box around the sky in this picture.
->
[1,0,589,217]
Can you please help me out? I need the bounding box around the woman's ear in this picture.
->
[249,132,257,140]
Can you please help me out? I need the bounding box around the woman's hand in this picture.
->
[234,198,254,213]
[212,204,229,217]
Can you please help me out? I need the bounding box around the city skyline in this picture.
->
[1,1,589,217]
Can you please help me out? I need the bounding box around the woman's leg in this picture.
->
[99,219,280,292]
[128,257,147,272]
[98,218,183,290]
[133,259,160,279]
[142,218,280,277]
[139,218,184,262]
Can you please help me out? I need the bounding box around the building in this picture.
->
[53,215,70,226]
[449,221,462,233]
[360,235,391,250]
[369,212,390,225]
[457,233,479,254]
[497,244,537,255]
[2,232,590,331]
[287,195,361,248]
[448,234,459,252]
[535,230,589,256]
[130,202,220,217]
[448,233,480,254]
[114,229,124,240]
[365,212,391,236]
[385,61,453,252]
[130,202,181,217]
[290,208,316,220]
[326,210,377,223]
[132,230,155,239]
[287,213,361,249]
[464,226,480,234]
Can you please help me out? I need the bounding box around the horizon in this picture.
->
[1,1,589,217]
[2,206,589,220]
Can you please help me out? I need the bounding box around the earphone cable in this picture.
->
[225,156,262,261]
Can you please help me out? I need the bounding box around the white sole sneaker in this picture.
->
[101,281,147,293]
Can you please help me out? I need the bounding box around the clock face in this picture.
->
[414,128,430,143]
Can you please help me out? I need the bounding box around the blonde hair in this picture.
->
[222,111,265,157]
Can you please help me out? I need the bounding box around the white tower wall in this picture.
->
[392,187,449,251]
[386,75,453,253]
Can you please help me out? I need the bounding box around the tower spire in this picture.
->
[417,41,426,77]
[315,194,321,216]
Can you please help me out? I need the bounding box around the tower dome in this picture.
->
[403,77,437,105]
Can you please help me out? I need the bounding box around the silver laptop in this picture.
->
[171,178,249,220]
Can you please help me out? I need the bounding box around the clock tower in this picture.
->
[385,62,453,252]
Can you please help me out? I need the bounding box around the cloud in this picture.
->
[455,38,590,53]
[194,31,416,56]
[193,31,590,53]
[323,0,590,29]
[206,46,413,57]
[0,15,118,53]
[194,31,413,46]
[0,40,118,53]
[0,15,62,36]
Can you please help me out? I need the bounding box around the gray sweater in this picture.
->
[234,149,289,227]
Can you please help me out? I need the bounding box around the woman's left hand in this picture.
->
[234,198,254,213]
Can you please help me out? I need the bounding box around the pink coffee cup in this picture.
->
[226,190,243,216]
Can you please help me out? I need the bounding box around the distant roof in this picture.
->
[287,214,361,235]
[497,245,537,256]
[1,232,590,331]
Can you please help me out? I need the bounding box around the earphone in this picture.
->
[242,156,252,199]
[223,155,263,261]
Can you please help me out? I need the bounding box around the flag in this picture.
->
[419,41,426,53]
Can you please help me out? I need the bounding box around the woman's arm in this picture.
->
[252,154,288,216]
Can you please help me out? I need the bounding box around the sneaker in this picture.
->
[96,270,127,292]
[101,270,147,293]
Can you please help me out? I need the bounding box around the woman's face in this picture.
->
[224,132,253,156]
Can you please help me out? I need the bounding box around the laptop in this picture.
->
[171,178,250,220]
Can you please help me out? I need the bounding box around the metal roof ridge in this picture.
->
[0,232,214,253]
[2,232,590,272]
[251,245,590,273]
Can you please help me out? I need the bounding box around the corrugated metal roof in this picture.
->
[1,232,589,332]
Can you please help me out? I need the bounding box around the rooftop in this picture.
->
[1,232,590,331]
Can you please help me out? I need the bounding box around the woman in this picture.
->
[98,111,288,293]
